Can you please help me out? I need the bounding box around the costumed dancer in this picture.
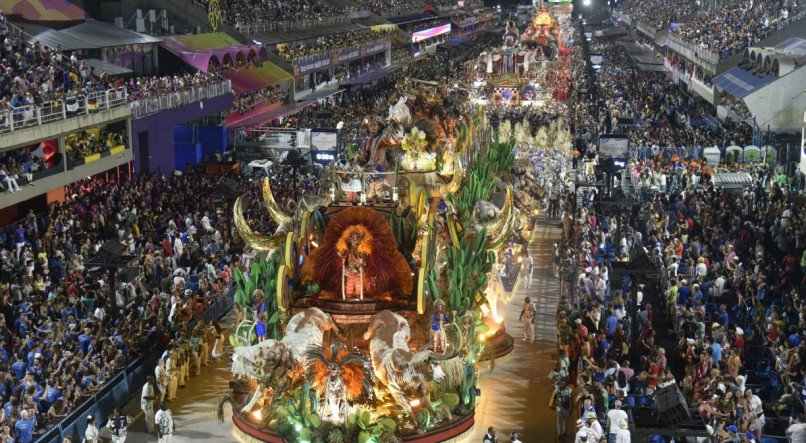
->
[431,299,452,354]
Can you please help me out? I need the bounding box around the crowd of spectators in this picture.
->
[0,169,282,440]
[196,0,347,31]
[350,0,422,16]
[719,91,753,120]
[123,72,226,102]
[574,39,753,153]
[64,130,127,161]
[279,31,499,144]
[675,0,803,60]
[0,148,45,194]
[617,0,696,30]
[550,22,806,443]
[230,85,287,115]
[278,30,391,62]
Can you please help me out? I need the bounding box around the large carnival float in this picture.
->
[215,63,558,441]
[470,3,572,107]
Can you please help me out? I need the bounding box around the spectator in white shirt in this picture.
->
[607,400,628,441]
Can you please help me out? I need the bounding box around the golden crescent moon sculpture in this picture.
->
[262,178,292,227]
[438,155,463,196]
[233,196,286,251]
[483,187,519,251]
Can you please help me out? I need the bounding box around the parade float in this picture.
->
[469,2,572,107]
[218,85,541,442]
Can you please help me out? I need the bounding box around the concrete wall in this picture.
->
[130,93,233,174]
[745,67,806,132]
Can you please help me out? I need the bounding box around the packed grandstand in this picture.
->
[0,0,804,442]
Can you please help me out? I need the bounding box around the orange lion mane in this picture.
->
[302,207,413,299]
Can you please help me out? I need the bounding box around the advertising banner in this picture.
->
[365,40,391,55]
[295,54,332,75]
[412,24,452,43]
[337,46,362,63]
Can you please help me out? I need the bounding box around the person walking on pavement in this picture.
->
[510,432,523,443]
[106,407,132,443]
[141,376,160,433]
[519,296,537,344]
[84,415,99,443]
[524,252,534,289]
[555,378,573,441]
[155,403,175,443]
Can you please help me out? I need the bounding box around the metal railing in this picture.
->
[289,38,389,66]
[667,35,721,67]
[0,88,128,135]
[668,8,806,67]
[635,20,658,38]
[130,80,233,118]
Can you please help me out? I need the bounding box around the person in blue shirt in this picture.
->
[605,310,618,338]
[709,337,723,366]
[11,354,26,379]
[44,380,60,406]
[255,312,267,342]
[677,281,691,306]
[15,409,35,443]
[77,329,92,354]
[718,305,730,326]
[692,283,704,303]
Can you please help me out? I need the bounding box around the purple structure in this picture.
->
[130,93,233,173]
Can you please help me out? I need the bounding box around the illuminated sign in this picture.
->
[412,24,452,43]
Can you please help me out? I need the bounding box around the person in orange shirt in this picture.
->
[674,239,684,258]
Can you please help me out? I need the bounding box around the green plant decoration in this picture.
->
[276,383,321,442]
[427,228,493,319]
[232,255,283,345]
[487,134,516,175]
[448,162,494,227]
[348,409,397,443]
[391,213,418,261]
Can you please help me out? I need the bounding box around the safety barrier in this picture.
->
[0,88,128,135]
[130,80,233,118]
[635,20,657,38]
[667,35,721,67]
[34,288,234,443]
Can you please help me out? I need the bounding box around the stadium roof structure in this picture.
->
[21,19,161,50]
[713,67,778,99]
[162,33,270,73]
[715,37,806,99]
[222,62,292,94]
